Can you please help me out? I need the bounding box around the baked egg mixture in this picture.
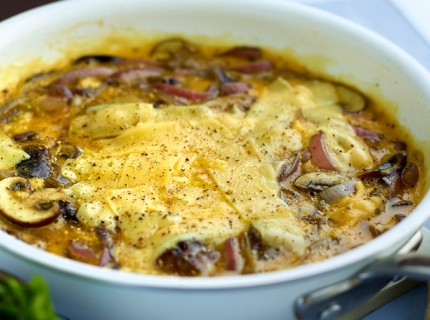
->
[0,39,423,276]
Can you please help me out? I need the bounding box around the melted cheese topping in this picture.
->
[0,134,29,169]
[59,77,373,266]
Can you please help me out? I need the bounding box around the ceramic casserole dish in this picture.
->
[1,0,430,319]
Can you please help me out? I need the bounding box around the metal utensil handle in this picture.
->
[295,228,430,320]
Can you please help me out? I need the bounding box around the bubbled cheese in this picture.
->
[63,79,310,263]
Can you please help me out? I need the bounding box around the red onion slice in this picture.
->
[98,247,112,266]
[39,85,73,111]
[51,67,114,86]
[309,133,337,171]
[230,60,273,73]
[154,83,218,101]
[221,82,251,95]
[353,126,382,140]
[224,237,244,273]
[68,241,96,260]
[220,46,262,60]
[95,226,119,264]
[278,154,300,187]
[320,179,356,204]
[114,58,164,68]
[45,85,73,100]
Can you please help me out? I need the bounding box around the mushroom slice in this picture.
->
[360,152,407,179]
[0,177,66,227]
[156,240,220,276]
[295,172,350,191]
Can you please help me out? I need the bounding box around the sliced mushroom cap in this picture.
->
[0,177,66,227]
[156,240,220,276]
[360,152,407,179]
[295,171,350,191]
[16,145,52,179]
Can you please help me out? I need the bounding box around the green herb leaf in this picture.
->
[0,274,60,320]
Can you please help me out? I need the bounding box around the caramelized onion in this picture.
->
[50,67,114,86]
[353,126,382,140]
[224,237,244,273]
[154,83,218,101]
[230,60,273,73]
[45,85,73,100]
[114,58,164,68]
[309,132,336,171]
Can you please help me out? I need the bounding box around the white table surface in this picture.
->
[291,0,430,319]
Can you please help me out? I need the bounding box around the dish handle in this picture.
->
[294,227,430,320]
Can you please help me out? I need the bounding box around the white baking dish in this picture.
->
[1,1,430,319]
